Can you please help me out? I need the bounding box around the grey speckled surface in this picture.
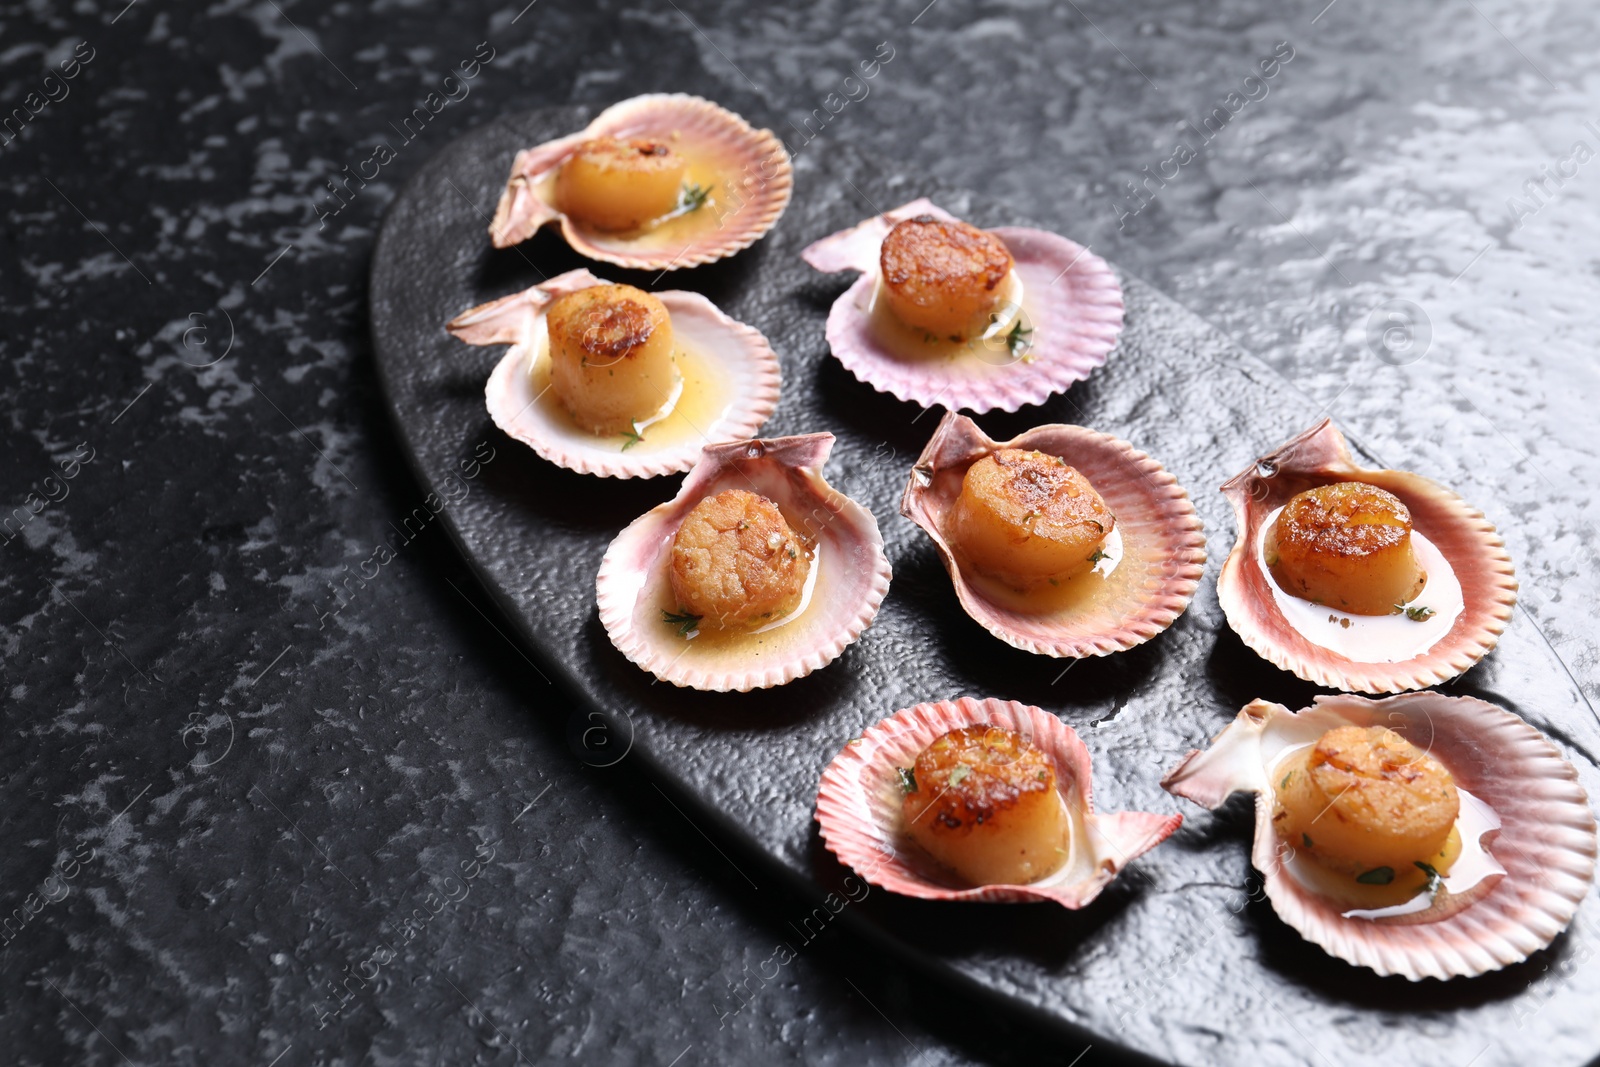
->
[3,1,1599,1065]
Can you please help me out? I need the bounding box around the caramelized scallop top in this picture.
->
[545,284,670,366]
[668,489,811,627]
[1273,482,1412,559]
[1309,725,1458,837]
[905,725,1056,831]
[568,136,681,175]
[880,217,1012,291]
[878,216,1013,336]
[971,449,1113,539]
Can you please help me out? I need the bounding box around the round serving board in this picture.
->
[370,107,1600,1066]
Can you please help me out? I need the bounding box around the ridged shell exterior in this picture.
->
[901,411,1205,657]
[595,434,891,691]
[800,198,1123,413]
[816,697,1182,906]
[448,268,780,479]
[489,94,792,270]
[1162,693,1597,980]
[1217,419,1518,692]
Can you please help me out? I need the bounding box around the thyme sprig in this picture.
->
[680,183,712,212]
[662,609,702,637]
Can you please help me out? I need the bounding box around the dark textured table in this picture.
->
[4,2,1598,1065]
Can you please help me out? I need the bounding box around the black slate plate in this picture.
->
[370,107,1600,1066]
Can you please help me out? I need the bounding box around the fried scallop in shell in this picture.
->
[1218,419,1517,692]
[596,433,890,691]
[801,198,1123,413]
[816,697,1181,906]
[490,94,792,270]
[446,268,779,479]
[1162,693,1596,980]
[901,411,1204,658]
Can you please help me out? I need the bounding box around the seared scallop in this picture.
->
[554,136,688,231]
[1265,482,1425,616]
[545,283,678,435]
[948,448,1114,590]
[668,489,811,629]
[1275,724,1459,882]
[1163,693,1593,980]
[878,215,1014,337]
[901,724,1069,886]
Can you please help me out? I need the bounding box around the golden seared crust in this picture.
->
[1273,482,1411,559]
[668,489,811,627]
[1311,725,1458,837]
[569,135,682,174]
[904,725,1055,834]
[879,217,1012,300]
[546,284,669,364]
[970,449,1114,540]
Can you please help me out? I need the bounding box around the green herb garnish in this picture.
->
[1355,866,1395,885]
[680,183,711,212]
[897,767,917,794]
[1087,547,1110,564]
[1415,860,1442,893]
[662,609,702,637]
[1279,770,1293,790]
[1402,605,1436,622]
[620,421,644,451]
[1005,320,1032,357]
[948,765,972,788]
[1302,833,1314,849]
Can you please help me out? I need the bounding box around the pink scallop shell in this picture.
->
[595,433,891,691]
[447,268,780,479]
[489,94,792,271]
[816,697,1182,905]
[900,411,1205,657]
[800,198,1123,413]
[1163,693,1597,979]
[1218,419,1518,693]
